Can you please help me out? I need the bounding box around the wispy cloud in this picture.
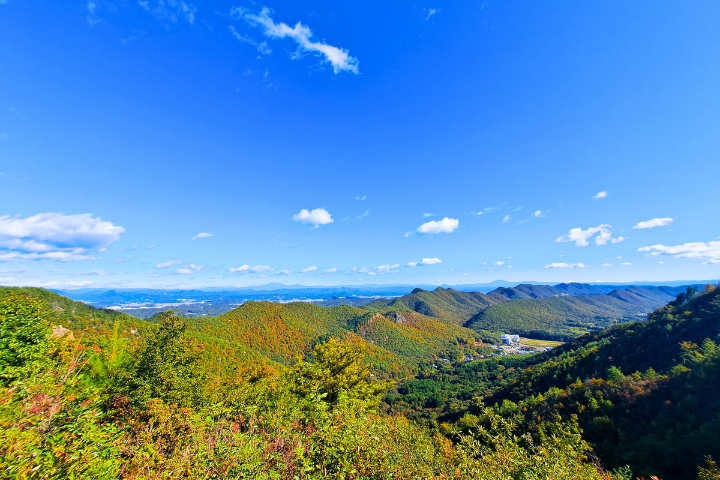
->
[424,8,439,20]
[492,261,505,266]
[593,191,607,199]
[323,267,338,274]
[544,262,587,269]
[355,195,366,201]
[228,25,271,54]
[502,215,511,223]
[632,217,674,229]
[301,266,317,273]
[192,232,213,240]
[360,264,400,275]
[232,7,359,74]
[229,264,274,273]
[139,0,197,25]
[156,260,183,269]
[66,280,94,287]
[638,240,720,264]
[417,217,459,234]
[276,269,294,275]
[176,264,208,274]
[534,210,543,217]
[293,208,334,228]
[356,209,370,220]
[555,224,626,247]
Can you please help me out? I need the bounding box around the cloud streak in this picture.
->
[228,25,271,54]
[632,217,674,229]
[555,224,626,247]
[638,241,720,264]
[229,264,274,273]
[232,7,359,74]
[544,262,587,269]
[192,232,213,240]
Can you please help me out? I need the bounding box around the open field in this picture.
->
[518,337,564,348]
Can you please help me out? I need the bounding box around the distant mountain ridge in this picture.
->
[366,283,698,340]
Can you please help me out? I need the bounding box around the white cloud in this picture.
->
[363,264,400,275]
[423,213,435,217]
[555,224,627,247]
[603,263,613,267]
[404,231,414,238]
[228,25,271,54]
[638,241,720,264]
[277,269,294,275]
[301,266,317,273]
[632,217,674,229]
[233,7,359,74]
[192,232,213,240]
[176,264,207,274]
[356,195,366,201]
[593,191,607,199]
[424,8,439,20]
[324,267,338,273]
[421,257,442,265]
[534,210,542,217]
[407,257,442,267]
[293,208,334,228]
[417,217,459,234]
[229,264,274,273]
[139,0,196,24]
[356,209,370,220]
[502,215,511,223]
[66,280,94,287]
[621,262,632,266]
[0,213,124,262]
[544,262,587,269]
[156,260,183,269]
[492,261,505,266]
[148,244,157,249]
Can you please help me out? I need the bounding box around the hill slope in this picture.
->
[366,287,507,324]
[477,285,720,479]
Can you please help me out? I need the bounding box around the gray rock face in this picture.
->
[391,312,408,324]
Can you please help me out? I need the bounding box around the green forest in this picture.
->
[1,284,719,479]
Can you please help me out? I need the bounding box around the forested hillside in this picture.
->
[367,283,691,340]
[0,287,635,479]
[386,285,720,480]
[2,285,719,479]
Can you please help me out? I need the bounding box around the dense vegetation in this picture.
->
[367,283,687,341]
[0,288,627,479]
[1,285,718,479]
[386,285,720,480]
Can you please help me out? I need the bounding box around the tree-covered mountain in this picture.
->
[385,284,720,480]
[0,286,636,479]
[366,283,693,341]
[365,287,508,324]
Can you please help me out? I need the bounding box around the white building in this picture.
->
[500,334,520,344]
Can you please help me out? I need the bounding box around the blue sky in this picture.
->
[1,0,719,289]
